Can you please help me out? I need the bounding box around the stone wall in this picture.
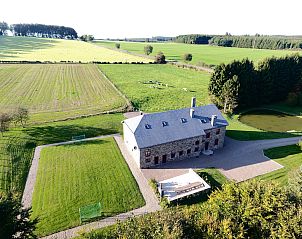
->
[139,126,226,168]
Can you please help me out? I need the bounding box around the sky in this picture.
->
[1,0,302,38]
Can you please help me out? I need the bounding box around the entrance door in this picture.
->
[154,156,159,165]
[205,142,209,150]
[162,155,167,163]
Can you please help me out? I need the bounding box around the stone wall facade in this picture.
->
[139,126,226,168]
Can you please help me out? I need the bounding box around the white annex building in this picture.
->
[122,98,228,168]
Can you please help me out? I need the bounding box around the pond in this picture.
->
[239,110,302,132]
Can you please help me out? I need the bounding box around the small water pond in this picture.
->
[239,110,302,132]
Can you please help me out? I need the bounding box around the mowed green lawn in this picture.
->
[0,36,150,62]
[31,137,144,236]
[258,144,302,186]
[94,40,298,66]
[100,64,211,112]
[0,64,126,122]
[0,113,124,193]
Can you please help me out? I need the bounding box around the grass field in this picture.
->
[0,36,150,62]
[0,113,124,193]
[258,144,302,186]
[94,40,298,66]
[0,64,126,122]
[100,64,211,112]
[31,137,144,236]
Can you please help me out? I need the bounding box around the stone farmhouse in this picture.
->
[122,98,228,168]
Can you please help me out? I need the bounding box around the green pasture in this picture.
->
[258,144,302,186]
[94,40,297,66]
[0,64,126,123]
[0,36,150,62]
[0,113,123,193]
[31,137,144,236]
[99,64,211,112]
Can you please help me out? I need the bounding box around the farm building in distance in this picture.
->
[122,97,228,168]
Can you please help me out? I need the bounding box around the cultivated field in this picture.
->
[100,64,211,112]
[0,64,126,122]
[259,144,302,185]
[31,137,144,236]
[95,40,298,66]
[0,36,150,62]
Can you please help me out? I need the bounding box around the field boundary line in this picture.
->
[97,66,133,111]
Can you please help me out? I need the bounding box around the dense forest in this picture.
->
[174,34,213,44]
[209,35,302,49]
[12,24,77,39]
[174,34,302,50]
[209,55,302,112]
[0,21,77,39]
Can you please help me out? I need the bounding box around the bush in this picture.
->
[115,43,120,49]
[154,52,166,64]
[183,53,192,62]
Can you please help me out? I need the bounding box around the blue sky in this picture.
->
[2,0,301,38]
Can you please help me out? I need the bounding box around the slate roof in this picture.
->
[123,104,228,149]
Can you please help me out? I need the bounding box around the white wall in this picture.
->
[123,123,141,167]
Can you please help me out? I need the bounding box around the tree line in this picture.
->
[174,34,213,44]
[209,35,302,50]
[208,55,302,112]
[12,24,77,39]
[0,21,77,39]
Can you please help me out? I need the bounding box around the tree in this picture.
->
[0,21,9,35]
[221,75,239,113]
[183,53,192,62]
[0,192,37,239]
[13,107,29,127]
[79,35,94,42]
[0,113,12,136]
[154,52,166,64]
[115,43,120,49]
[144,45,153,55]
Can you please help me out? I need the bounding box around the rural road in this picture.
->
[22,133,301,239]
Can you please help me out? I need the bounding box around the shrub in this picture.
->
[115,43,120,49]
[154,52,166,64]
[286,92,299,106]
[183,53,192,62]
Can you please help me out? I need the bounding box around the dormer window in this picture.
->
[162,121,168,127]
[181,118,187,123]
[145,124,152,129]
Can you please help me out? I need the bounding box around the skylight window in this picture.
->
[145,124,152,129]
[181,118,187,123]
[162,121,169,127]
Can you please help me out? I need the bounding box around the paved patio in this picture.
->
[141,136,302,182]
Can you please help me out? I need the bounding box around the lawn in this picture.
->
[0,64,126,123]
[0,113,124,193]
[31,137,145,236]
[99,64,211,112]
[94,40,298,66]
[0,36,150,63]
[258,144,302,186]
